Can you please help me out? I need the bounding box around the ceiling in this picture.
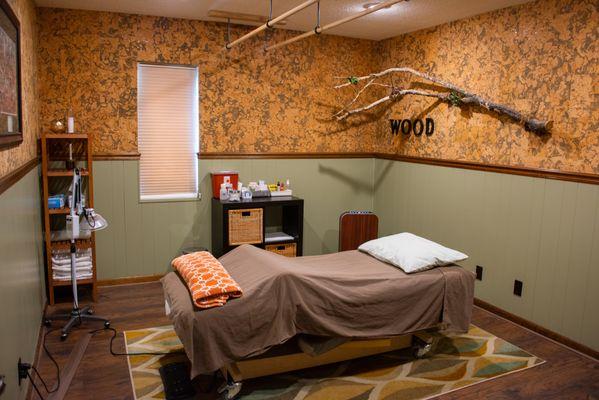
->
[34,0,533,41]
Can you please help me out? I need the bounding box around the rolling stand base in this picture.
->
[45,305,110,340]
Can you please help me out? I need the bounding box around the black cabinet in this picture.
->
[211,197,304,257]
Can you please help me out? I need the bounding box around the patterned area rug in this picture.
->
[124,325,544,400]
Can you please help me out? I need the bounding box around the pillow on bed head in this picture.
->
[358,232,468,274]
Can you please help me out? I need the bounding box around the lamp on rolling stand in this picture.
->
[45,168,111,340]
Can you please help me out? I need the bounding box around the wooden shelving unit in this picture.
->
[211,197,304,258]
[41,132,97,305]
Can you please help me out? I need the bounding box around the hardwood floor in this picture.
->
[31,282,598,400]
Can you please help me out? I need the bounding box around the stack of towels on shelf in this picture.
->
[52,248,93,281]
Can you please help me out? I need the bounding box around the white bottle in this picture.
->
[67,108,75,133]
[219,183,229,201]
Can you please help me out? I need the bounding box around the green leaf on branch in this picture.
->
[348,76,359,85]
[448,91,462,106]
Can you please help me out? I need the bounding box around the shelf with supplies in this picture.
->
[41,131,97,305]
[211,196,304,258]
[52,278,94,287]
[49,207,71,215]
[47,169,89,177]
[43,133,88,140]
[264,231,296,243]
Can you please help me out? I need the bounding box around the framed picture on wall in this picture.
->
[0,0,22,147]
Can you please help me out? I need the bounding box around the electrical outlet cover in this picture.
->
[514,280,523,296]
[475,265,483,281]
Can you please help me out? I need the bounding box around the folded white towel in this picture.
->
[52,274,92,280]
[53,274,93,281]
[53,270,93,279]
[53,269,92,275]
[53,274,92,280]
[51,248,94,281]
[51,256,92,266]
[52,261,92,269]
[52,248,92,256]
[52,259,92,267]
[52,266,93,274]
[52,249,92,258]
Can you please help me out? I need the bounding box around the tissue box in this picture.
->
[48,194,65,209]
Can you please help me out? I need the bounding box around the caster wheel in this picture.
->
[218,381,242,400]
[219,388,241,400]
[43,319,52,327]
[60,333,68,341]
[411,335,439,359]
[413,343,433,359]
[104,321,111,328]
[219,392,240,400]
[86,308,94,315]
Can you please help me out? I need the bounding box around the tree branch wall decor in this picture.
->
[334,67,553,135]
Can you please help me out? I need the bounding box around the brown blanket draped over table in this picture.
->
[162,244,475,378]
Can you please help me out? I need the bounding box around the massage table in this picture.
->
[162,244,475,399]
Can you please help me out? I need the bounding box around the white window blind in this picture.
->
[137,64,199,201]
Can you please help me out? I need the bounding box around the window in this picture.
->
[137,63,199,201]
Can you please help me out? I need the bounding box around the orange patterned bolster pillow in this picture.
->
[172,251,243,309]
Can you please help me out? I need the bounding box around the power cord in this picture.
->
[83,208,96,229]
[39,328,61,393]
[89,326,186,356]
[26,324,218,398]
[27,371,45,400]
[21,327,61,400]
[91,326,218,393]
[31,366,56,394]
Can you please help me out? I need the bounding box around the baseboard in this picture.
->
[474,298,598,360]
[97,274,164,286]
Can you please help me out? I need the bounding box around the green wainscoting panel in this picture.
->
[373,159,599,351]
[0,167,45,400]
[93,158,375,280]
[94,157,599,352]
[94,160,209,280]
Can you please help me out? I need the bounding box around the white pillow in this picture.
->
[358,232,468,274]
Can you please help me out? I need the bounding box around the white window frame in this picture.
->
[137,63,200,202]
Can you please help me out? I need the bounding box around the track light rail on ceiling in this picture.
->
[265,0,407,51]
[225,0,319,49]
[208,9,288,26]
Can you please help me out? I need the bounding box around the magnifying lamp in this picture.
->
[44,168,111,340]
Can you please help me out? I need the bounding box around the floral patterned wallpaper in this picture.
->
[0,0,39,179]
[371,0,598,174]
[35,0,598,175]
[36,9,381,156]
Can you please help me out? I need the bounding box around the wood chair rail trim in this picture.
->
[199,152,599,185]
[0,157,39,196]
[2,151,597,197]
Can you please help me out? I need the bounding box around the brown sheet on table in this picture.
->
[162,244,475,377]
